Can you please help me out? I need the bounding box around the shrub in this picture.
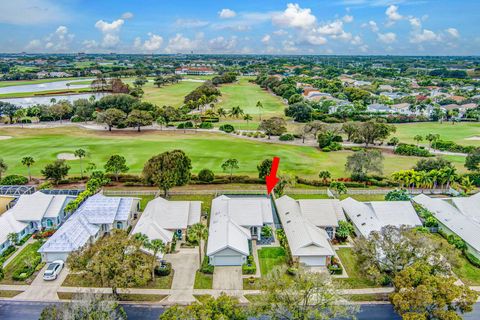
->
[447,234,467,251]
[322,142,341,152]
[261,225,273,238]
[219,124,235,133]
[242,256,256,275]
[70,115,84,123]
[0,175,28,185]
[286,267,298,276]
[394,143,432,157]
[198,169,215,183]
[200,257,214,274]
[328,264,343,275]
[434,140,476,154]
[11,254,41,281]
[465,252,480,268]
[177,121,194,129]
[336,221,354,242]
[154,262,172,276]
[385,189,410,201]
[279,133,295,141]
[199,122,213,129]
[424,216,438,228]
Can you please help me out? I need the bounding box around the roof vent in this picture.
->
[361,222,366,226]
[286,220,291,224]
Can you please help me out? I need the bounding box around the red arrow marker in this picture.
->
[266,157,280,195]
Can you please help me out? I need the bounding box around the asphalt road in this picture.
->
[1,300,480,319]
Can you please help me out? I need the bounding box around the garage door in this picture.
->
[213,255,243,266]
[43,252,68,263]
[299,256,326,266]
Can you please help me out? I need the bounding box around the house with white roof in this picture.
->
[38,193,139,262]
[340,197,421,238]
[206,195,274,266]
[275,195,335,266]
[131,197,201,248]
[0,192,75,254]
[276,196,345,239]
[413,193,480,259]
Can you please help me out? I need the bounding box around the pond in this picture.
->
[0,79,94,95]
[0,93,110,108]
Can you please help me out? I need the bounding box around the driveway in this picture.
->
[14,265,69,301]
[213,266,242,290]
[163,248,198,304]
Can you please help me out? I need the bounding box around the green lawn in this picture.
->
[0,87,93,99]
[338,194,388,201]
[0,290,23,298]
[286,194,330,200]
[217,78,286,117]
[394,122,480,147]
[258,247,287,276]
[0,77,89,88]
[141,81,203,107]
[334,247,378,289]
[0,127,459,180]
[169,194,213,214]
[193,271,213,289]
[194,294,213,303]
[63,272,174,289]
[452,255,480,286]
[1,241,43,284]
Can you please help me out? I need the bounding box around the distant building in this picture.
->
[175,67,215,75]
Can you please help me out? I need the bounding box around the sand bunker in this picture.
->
[57,153,78,160]
[0,136,12,140]
[466,136,480,141]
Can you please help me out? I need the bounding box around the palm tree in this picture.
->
[460,176,475,194]
[74,149,87,179]
[145,239,166,279]
[318,171,331,185]
[188,223,208,266]
[221,158,239,182]
[243,114,253,125]
[441,167,457,189]
[21,156,35,181]
[216,107,227,118]
[256,101,264,121]
[413,135,423,146]
[229,106,244,118]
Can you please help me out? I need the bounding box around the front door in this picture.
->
[250,226,258,239]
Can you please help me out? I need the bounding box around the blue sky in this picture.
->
[0,0,478,55]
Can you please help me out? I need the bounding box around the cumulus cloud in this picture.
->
[273,29,288,36]
[282,39,298,52]
[175,19,209,28]
[386,5,403,26]
[410,29,440,43]
[219,8,236,19]
[208,36,237,52]
[272,3,316,29]
[121,12,134,19]
[446,28,460,38]
[26,25,74,52]
[377,32,397,44]
[363,20,379,32]
[316,20,344,35]
[95,19,125,48]
[164,33,203,53]
[409,17,421,28]
[261,34,271,44]
[134,33,163,52]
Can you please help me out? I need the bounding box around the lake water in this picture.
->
[0,79,94,94]
[0,92,110,107]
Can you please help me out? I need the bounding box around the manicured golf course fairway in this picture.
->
[140,80,203,107]
[0,127,468,179]
[394,122,480,146]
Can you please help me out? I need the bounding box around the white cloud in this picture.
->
[409,17,421,28]
[82,40,98,50]
[0,0,67,25]
[410,29,440,43]
[134,33,163,52]
[26,39,42,51]
[272,3,317,29]
[305,34,327,45]
[219,8,236,19]
[351,35,363,45]
[208,36,237,52]
[95,19,125,48]
[377,32,397,44]
[165,33,203,53]
[121,12,134,20]
[273,29,288,36]
[316,20,344,35]
[385,5,403,25]
[446,28,460,38]
[282,40,298,52]
[261,34,271,44]
[175,19,209,28]
[26,25,74,52]
[363,20,379,32]
[343,15,354,23]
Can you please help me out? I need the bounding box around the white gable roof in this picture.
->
[450,192,480,223]
[0,211,29,245]
[8,192,74,222]
[75,193,137,224]
[276,196,334,257]
[297,199,345,227]
[140,197,201,230]
[413,193,480,252]
[206,211,251,256]
[341,197,421,238]
[211,195,273,227]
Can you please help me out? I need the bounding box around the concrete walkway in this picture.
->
[213,267,243,290]
[2,237,35,268]
[242,241,261,279]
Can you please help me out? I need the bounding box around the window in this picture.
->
[325,227,334,239]
[116,221,123,229]
[46,220,53,227]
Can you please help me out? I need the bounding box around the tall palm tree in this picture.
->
[145,239,166,279]
[188,223,208,266]
[441,167,457,189]
[229,106,244,118]
[74,149,87,179]
[256,101,264,121]
[21,156,35,181]
[217,107,227,118]
[243,114,253,125]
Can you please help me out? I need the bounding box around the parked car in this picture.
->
[43,260,64,281]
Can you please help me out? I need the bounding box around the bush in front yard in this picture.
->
[242,255,256,275]
[154,262,172,276]
[465,252,480,268]
[200,257,214,274]
[12,254,41,281]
